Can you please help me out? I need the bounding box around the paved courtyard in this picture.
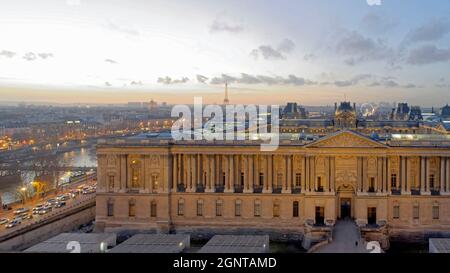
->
[314,220,371,253]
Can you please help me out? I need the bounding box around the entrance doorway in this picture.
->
[367,207,377,225]
[340,198,351,219]
[315,206,325,225]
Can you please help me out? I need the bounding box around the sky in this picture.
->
[0,0,450,106]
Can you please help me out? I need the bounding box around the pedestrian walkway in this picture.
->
[314,220,370,253]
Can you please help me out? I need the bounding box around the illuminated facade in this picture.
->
[95,130,450,247]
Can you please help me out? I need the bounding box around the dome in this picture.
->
[441,104,450,118]
[335,102,355,115]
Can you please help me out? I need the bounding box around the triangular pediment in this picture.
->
[305,130,387,148]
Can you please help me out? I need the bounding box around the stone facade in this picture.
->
[95,130,450,242]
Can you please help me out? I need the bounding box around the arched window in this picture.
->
[235,199,242,217]
[197,199,204,216]
[150,201,157,217]
[177,199,184,216]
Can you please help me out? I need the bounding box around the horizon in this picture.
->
[0,0,449,105]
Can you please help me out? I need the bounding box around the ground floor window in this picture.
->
[413,205,420,220]
[107,200,114,217]
[433,205,440,220]
[150,201,157,217]
[235,200,242,217]
[315,206,324,225]
[216,200,223,216]
[254,200,261,217]
[197,199,203,216]
[273,201,280,217]
[393,205,400,219]
[129,200,136,217]
[293,201,299,217]
[178,199,184,216]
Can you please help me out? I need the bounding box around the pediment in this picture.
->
[306,130,386,148]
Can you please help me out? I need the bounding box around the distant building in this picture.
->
[441,104,450,119]
[282,103,307,119]
[391,103,410,121]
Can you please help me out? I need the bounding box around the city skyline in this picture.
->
[0,0,449,105]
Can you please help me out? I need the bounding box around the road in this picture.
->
[0,177,96,233]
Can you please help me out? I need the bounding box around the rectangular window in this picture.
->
[216,201,223,216]
[240,172,245,186]
[369,177,375,192]
[108,176,114,192]
[107,202,114,217]
[293,201,299,217]
[317,177,323,192]
[129,203,136,217]
[259,173,264,186]
[235,201,241,217]
[391,174,397,188]
[277,174,282,188]
[393,205,400,219]
[430,175,435,189]
[433,205,440,220]
[197,201,203,216]
[254,202,261,217]
[178,200,184,216]
[150,202,157,217]
[413,205,419,220]
[295,173,301,187]
[151,175,158,192]
[273,203,280,217]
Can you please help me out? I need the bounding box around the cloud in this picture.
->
[303,53,316,61]
[335,31,395,65]
[23,52,37,61]
[277,39,295,53]
[37,53,53,59]
[105,59,118,64]
[334,74,373,87]
[250,39,295,60]
[406,44,450,65]
[367,77,418,88]
[210,18,243,33]
[209,73,316,86]
[361,13,397,33]
[196,74,208,83]
[157,76,189,84]
[105,81,112,87]
[0,50,16,58]
[106,22,140,36]
[130,80,143,86]
[403,19,450,45]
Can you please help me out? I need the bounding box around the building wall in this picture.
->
[95,132,450,238]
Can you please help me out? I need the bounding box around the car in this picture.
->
[19,213,33,220]
[56,195,69,201]
[55,202,66,208]
[0,218,8,225]
[6,219,21,228]
[38,209,50,215]
[13,208,29,215]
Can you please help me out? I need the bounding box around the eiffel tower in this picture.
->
[223,82,230,105]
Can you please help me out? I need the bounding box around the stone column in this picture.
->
[205,155,211,192]
[440,157,446,194]
[420,157,425,193]
[120,155,127,192]
[405,157,411,194]
[224,155,230,192]
[234,155,239,190]
[228,155,234,192]
[197,154,201,187]
[177,154,181,187]
[330,156,336,193]
[246,155,254,193]
[172,154,177,192]
[284,155,292,193]
[357,157,362,193]
[400,157,406,194]
[362,157,368,193]
[387,157,391,194]
[263,155,268,192]
[377,157,382,193]
[324,156,330,192]
[301,156,306,193]
[193,154,197,191]
[186,154,192,192]
[305,156,310,192]
[209,155,216,192]
[265,155,273,193]
[446,157,450,194]
[424,157,431,195]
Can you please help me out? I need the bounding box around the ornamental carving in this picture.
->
[107,155,116,167]
[150,155,160,168]
[309,131,385,148]
[335,170,357,190]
